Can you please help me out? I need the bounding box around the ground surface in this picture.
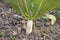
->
[0,0,60,40]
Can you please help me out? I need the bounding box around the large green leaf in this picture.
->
[6,0,60,20]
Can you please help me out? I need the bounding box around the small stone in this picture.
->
[21,20,26,30]
[22,20,26,23]
[23,38,26,40]
[16,27,21,34]
[45,22,50,26]
[12,31,17,36]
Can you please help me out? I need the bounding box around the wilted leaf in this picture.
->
[46,14,56,25]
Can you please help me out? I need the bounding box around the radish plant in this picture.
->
[6,0,60,34]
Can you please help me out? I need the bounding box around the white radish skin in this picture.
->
[26,20,33,34]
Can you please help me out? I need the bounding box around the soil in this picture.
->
[0,0,60,40]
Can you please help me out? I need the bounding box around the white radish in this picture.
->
[26,20,33,34]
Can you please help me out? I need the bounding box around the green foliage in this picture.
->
[6,0,60,20]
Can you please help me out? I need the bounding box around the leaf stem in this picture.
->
[31,0,44,19]
[24,0,30,17]
[17,0,28,19]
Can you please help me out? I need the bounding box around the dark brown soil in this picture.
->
[0,0,60,40]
